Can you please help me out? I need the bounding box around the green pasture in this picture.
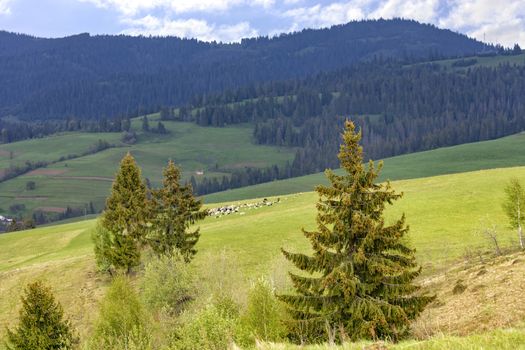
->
[0,132,123,170]
[206,132,525,202]
[0,118,295,216]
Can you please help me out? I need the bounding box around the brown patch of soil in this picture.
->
[27,168,68,176]
[35,207,67,213]
[413,252,525,339]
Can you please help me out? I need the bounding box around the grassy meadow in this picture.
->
[411,53,525,70]
[206,132,525,202]
[0,117,295,216]
[4,124,525,218]
[2,165,525,347]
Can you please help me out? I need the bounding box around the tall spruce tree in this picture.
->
[148,160,206,261]
[99,152,148,273]
[6,281,77,350]
[279,121,433,342]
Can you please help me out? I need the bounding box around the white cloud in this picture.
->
[281,0,525,47]
[77,0,525,46]
[0,0,13,15]
[369,0,440,23]
[121,15,258,42]
[282,1,368,29]
[439,0,525,47]
[79,0,271,16]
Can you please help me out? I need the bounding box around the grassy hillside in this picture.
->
[412,53,525,70]
[4,125,525,219]
[0,116,295,217]
[205,132,525,202]
[2,165,525,346]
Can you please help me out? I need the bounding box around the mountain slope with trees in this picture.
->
[0,19,490,121]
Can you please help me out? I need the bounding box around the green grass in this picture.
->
[262,326,525,349]
[2,165,525,345]
[410,53,525,70]
[0,117,295,216]
[205,132,525,202]
[0,132,123,170]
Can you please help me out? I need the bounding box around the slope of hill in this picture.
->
[1,166,525,347]
[0,117,296,219]
[206,132,525,202]
[0,19,490,120]
[4,126,525,222]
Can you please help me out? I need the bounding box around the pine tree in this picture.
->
[148,160,207,261]
[99,152,148,273]
[6,281,77,350]
[279,121,433,343]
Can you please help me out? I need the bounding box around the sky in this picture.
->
[0,0,524,47]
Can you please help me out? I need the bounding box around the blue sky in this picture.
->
[0,0,524,47]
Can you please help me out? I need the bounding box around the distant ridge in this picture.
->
[0,19,490,120]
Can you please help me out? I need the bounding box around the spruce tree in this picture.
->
[99,152,148,273]
[279,121,433,342]
[148,160,206,261]
[6,281,77,350]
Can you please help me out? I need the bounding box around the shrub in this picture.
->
[90,276,151,349]
[242,277,286,342]
[142,252,194,315]
[91,223,113,273]
[5,281,78,350]
[197,249,246,304]
[175,302,245,350]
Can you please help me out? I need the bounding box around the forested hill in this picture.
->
[0,19,490,121]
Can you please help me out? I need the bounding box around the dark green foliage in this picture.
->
[98,152,148,273]
[5,281,77,350]
[279,121,434,343]
[0,19,488,122]
[148,160,206,261]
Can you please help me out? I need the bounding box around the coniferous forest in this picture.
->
[0,19,489,121]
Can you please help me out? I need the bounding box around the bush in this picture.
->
[175,301,248,350]
[91,223,113,273]
[242,277,286,342]
[5,281,78,350]
[142,252,194,315]
[25,181,36,190]
[197,249,246,304]
[90,276,151,349]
